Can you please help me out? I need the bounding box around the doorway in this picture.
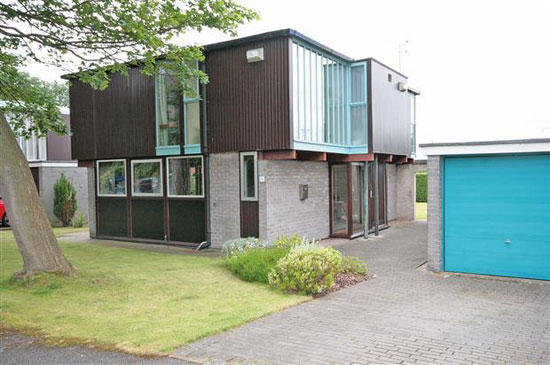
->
[330,163,365,238]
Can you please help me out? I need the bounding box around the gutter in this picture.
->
[199,62,211,250]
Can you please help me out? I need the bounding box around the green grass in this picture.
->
[0,228,308,355]
[415,202,427,220]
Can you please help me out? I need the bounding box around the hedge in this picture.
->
[416,173,427,202]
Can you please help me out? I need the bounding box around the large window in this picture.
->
[410,93,417,157]
[240,152,257,201]
[131,159,163,197]
[167,156,203,197]
[184,62,201,146]
[291,41,368,147]
[155,71,181,147]
[97,159,126,196]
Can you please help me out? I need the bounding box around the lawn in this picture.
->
[415,202,427,220]
[0,228,308,355]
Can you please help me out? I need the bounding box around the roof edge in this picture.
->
[419,138,550,148]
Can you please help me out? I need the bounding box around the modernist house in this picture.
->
[13,108,89,225]
[67,29,419,248]
[421,139,549,281]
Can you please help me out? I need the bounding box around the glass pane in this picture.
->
[243,155,256,199]
[156,73,181,147]
[185,102,201,145]
[332,165,348,235]
[350,105,367,145]
[352,165,364,234]
[351,65,365,103]
[168,157,203,196]
[98,161,126,195]
[133,161,162,195]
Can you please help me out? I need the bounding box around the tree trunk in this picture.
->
[0,113,76,278]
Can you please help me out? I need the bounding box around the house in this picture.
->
[421,139,550,280]
[66,29,420,248]
[14,108,89,226]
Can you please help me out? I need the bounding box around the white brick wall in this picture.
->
[427,156,442,272]
[209,152,241,248]
[259,160,329,242]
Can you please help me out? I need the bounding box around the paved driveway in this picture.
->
[174,221,550,364]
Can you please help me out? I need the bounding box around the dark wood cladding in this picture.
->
[69,67,156,160]
[207,37,291,153]
[240,201,259,238]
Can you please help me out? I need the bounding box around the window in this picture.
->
[97,160,126,196]
[240,152,257,201]
[184,62,201,146]
[349,63,368,145]
[131,159,163,197]
[167,156,203,197]
[410,93,417,157]
[155,70,181,147]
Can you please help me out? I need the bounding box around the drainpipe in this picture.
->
[374,154,380,236]
[200,62,211,249]
[363,161,369,240]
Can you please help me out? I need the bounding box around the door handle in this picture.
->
[504,239,511,244]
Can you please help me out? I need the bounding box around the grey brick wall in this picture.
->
[427,156,442,272]
[209,153,241,248]
[387,164,397,221]
[38,166,89,226]
[388,162,428,222]
[259,160,329,242]
[87,167,96,238]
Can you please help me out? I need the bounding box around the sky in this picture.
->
[25,0,550,152]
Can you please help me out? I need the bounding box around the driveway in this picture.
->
[173,221,550,364]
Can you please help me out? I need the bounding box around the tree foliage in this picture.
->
[0,0,258,136]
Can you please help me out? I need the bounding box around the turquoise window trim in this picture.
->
[156,145,181,156]
[293,140,368,154]
[184,144,201,155]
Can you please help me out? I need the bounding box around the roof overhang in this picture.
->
[420,138,550,156]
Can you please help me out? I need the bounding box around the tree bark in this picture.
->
[0,113,76,278]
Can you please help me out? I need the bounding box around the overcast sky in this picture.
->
[25,0,550,150]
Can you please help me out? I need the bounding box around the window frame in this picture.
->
[240,151,258,201]
[96,159,127,197]
[131,158,164,197]
[166,155,204,198]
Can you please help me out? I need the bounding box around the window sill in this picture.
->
[155,146,181,156]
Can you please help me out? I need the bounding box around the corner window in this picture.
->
[97,160,126,196]
[155,71,181,147]
[240,152,258,201]
[184,61,200,146]
[131,159,163,197]
[167,156,204,197]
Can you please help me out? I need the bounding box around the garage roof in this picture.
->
[420,138,550,156]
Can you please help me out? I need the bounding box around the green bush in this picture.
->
[339,256,368,276]
[416,173,427,203]
[273,233,305,251]
[72,212,86,228]
[268,246,342,294]
[225,248,288,284]
[53,173,77,227]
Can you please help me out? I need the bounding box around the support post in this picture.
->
[201,62,211,247]
[363,161,369,240]
[374,154,380,236]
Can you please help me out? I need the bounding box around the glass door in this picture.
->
[331,165,348,236]
[351,164,364,236]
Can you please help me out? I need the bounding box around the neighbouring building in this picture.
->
[15,108,89,226]
[66,29,420,248]
[421,139,550,281]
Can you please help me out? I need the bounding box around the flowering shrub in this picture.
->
[273,233,305,251]
[222,237,273,257]
[268,246,343,294]
[339,256,368,276]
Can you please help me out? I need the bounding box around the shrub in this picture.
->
[222,237,273,257]
[416,173,427,202]
[339,256,368,276]
[53,173,77,227]
[225,248,288,284]
[72,212,86,228]
[273,233,304,251]
[268,246,343,294]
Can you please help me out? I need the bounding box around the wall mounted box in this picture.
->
[246,48,264,63]
[299,184,309,200]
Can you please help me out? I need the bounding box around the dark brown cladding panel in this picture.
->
[207,37,291,153]
[69,67,156,160]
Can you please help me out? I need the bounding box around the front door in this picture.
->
[331,163,365,238]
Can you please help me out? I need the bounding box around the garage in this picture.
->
[421,139,550,280]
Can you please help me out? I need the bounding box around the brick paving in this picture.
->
[173,221,550,364]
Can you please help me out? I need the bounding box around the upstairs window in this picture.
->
[155,70,181,148]
[349,63,368,146]
[184,61,200,146]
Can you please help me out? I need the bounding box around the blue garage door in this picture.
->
[444,154,550,280]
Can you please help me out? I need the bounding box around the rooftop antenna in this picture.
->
[398,40,410,73]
